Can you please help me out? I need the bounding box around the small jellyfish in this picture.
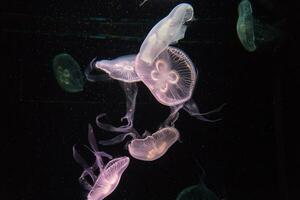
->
[176,160,220,200]
[135,46,197,106]
[128,126,180,161]
[98,126,180,161]
[73,124,130,200]
[95,55,140,83]
[236,0,283,52]
[138,3,194,64]
[52,53,86,92]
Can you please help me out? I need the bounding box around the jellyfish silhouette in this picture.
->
[73,124,130,200]
[52,53,86,92]
[237,0,283,52]
[97,126,180,161]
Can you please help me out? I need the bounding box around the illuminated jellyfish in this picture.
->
[52,53,86,92]
[98,126,180,161]
[73,124,130,200]
[138,3,194,64]
[176,160,220,200]
[237,0,283,52]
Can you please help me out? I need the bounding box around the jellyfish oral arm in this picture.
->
[98,132,136,146]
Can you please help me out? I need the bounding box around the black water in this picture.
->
[2,0,297,199]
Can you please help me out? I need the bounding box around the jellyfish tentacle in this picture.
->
[184,99,225,122]
[98,132,136,146]
[96,113,133,133]
[161,104,184,128]
[72,145,98,184]
[95,82,138,133]
[119,82,138,126]
[85,57,113,82]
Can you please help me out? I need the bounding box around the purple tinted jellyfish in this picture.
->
[135,46,196,106]
[138,3,194,64]
[98,126,180,161]
[95,54,140,83]
[73,124,130,200]
[128,127,180,161]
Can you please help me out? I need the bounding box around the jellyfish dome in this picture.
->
[128,127,180,161]
[138,3,194,64]
[135,46,196,106]
[95,54,140,83]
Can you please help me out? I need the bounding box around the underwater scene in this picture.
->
[2,0,296,199]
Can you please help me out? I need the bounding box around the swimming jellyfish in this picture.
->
[95,54,140,83]
[52,53,86,92]
[73,124,130,200]
[176,160,219,200]
[236,0,283,52]
[98,126,180,161]
[136,46,197,106]
[138,3,194,64]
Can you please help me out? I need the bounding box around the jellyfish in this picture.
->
[94,54,140,83]
[98,126,180,161]
[138,3,194,64]
[52,53,86,92]
[135,46,196,106]
[236,0,283,52]
[176,160,220,200]
[73,124,130,200]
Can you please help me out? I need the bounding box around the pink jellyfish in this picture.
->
[138,3,194,64]
[94,54,140,83]
[135,46,196,106]
[128,127,180,161]
[73,124,130,200]
[98,126,180,161]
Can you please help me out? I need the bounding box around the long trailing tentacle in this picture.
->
[183,98,226,122]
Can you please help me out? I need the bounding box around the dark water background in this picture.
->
[2,0,298,199]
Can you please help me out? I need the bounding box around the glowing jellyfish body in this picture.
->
[95,55,140,83]
[138,3,194,64]
[73,125,130,200]
[128,127,180,161]
[136,46,196,106]
[52,53,85,92]
[236,0,257,52]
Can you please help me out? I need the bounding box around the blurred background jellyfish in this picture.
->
[52,53,86,92]
[98,126,180,161]
[73,124,130,200]
[176,160,220,200]
[237,0,284,52]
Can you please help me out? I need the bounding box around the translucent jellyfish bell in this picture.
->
[135,46,196,106]
[128,127,180,161]
[139,3,194,64]
[95,54,140,83]
[73,124,130,200]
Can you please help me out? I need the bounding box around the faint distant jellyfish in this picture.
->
[138,3,194,64]
[98,126,180,161]
[136,46,197,106]
[236,0,283,52]
[176,160,220,200]
[236,0,256,51]
[73,124,130,200]
[52,53,86,92]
